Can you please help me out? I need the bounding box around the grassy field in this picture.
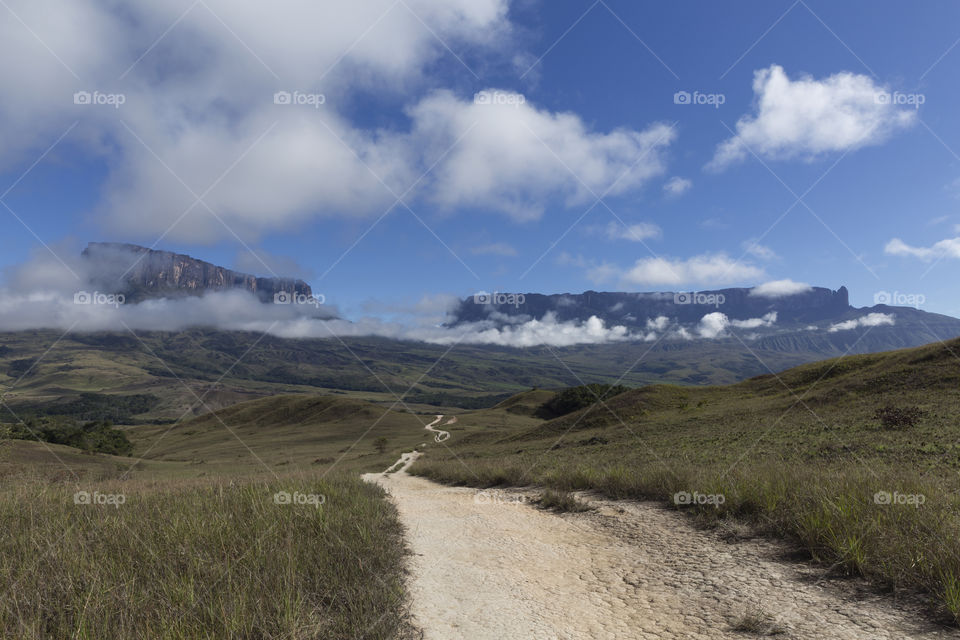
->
[123,394,439,476]
[0,446,413,640]
[411,337,960,623]
[6,329,960,633]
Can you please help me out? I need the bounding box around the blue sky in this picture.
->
[2,0,960,320]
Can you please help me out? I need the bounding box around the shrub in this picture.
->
[536,384,630,419]
[875,405,925,430]
[537,489,590,512]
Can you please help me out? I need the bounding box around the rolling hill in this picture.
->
[411,337,960,622]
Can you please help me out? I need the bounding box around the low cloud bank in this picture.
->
[828,313,895,332]
[0,250,634,346]
[0,290,636,347]
[695,311,778,339]
[750,280,812,298]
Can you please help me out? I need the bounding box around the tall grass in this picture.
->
[411,457,960,623]
[0,471,411,639]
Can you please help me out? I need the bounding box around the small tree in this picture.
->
[374,437,389,454]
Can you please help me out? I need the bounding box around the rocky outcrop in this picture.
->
[81,242,314,303]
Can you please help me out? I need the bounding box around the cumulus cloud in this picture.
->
[620,254,765,287]
[646,315,670,331]
[603,221,662,242]
[828,313,895,332]
[411,90,676,220]
[709,65,916,170]
[663,176,692,196]
[732,312,778,329]
[0,2,675,241]
[750,279,812,298]
[884,237,960,262]
[0,0,519,241]
[696,311,777,339]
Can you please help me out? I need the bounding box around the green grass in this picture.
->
[0,467,412,639]
[123,394,435,474]
[410,337,960,624]
[537,489,590,512]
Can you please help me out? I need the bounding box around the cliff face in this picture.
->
[82,243,313,303]
[448,287,852,327]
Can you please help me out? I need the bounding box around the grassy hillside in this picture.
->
[0,468,412,639]
[411,337,960,623]
[0,412,416,638]
[126,394,439,474]
[0,327,890,424]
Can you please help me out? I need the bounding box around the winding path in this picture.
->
[364,453,956,640]
[424,414,451,443]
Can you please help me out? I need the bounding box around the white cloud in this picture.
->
[604,221,662,242]
[742,240,777,261]
[646,315,669,331]
[0,2,676,241]
[828,313,895,332]
[663,176,692,196]
[620,254,765,287]
[750,279,812,298]
[411,90,676,220]
[884,237,960,262]
[732,311,778,329]
[697,312,729,339]
[696,311,777,338]
[709,65,916,170]
[470,242,518,256]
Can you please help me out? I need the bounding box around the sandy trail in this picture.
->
[365,453,956,640]
[424,414,451,443]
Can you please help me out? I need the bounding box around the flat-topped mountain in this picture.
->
[447,286,960,354]
[81,242,314,304]
[449,286,852,326]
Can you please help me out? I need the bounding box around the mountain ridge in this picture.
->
[81,242,314,304]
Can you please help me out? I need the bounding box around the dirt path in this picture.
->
[364,452,957,640]
[424,415,451,443]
